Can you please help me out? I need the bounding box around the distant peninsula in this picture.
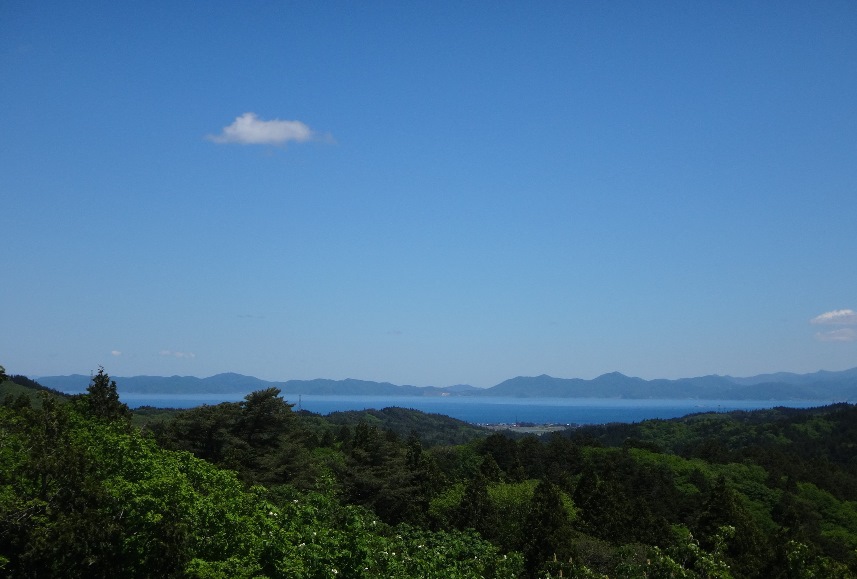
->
[36,367,857,401]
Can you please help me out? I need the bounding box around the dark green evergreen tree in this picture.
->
[77,367,131,423]
[236,387,293,448]
[695,475,768,576]
[523,479,573,578]
[455,472,497,540]
[478,453,503,483]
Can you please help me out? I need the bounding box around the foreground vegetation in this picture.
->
[2,365,857,577]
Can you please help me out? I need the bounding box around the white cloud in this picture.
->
[810,309,857,325]
[815,329,857,342]
[159,349,196,359]
[208,112,317,145]
[111,350,122,357]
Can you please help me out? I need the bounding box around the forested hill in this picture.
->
[484,368,857,399]
[323,407,489,447]
[6,368,857,576]
[37,366,857,399]
[0,371,522,577]
[0,374,70,406]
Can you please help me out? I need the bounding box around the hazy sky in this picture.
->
[2,1,856,387]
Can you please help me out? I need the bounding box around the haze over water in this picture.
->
[124,393,828,425]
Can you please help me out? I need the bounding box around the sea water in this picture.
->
[122,393,830,425]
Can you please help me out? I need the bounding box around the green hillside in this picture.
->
[0,372,69,408]
[324,406,489,446]
[4,365,857,577]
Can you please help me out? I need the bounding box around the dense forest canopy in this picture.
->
[3,367,857,577]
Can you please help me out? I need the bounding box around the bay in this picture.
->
[123,393,830,425]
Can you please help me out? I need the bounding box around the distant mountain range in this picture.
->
[484,368,857,400]
[35,373,484,397]
[35,367,857,400]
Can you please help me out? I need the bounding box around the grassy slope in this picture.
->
[0,376,70,408]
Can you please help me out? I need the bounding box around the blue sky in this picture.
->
[2,1,856,387]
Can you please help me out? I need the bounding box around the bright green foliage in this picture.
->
[631,525,735,579]
[375,526,523,579]
[795,482,857,559]
[428,481,465,526]
[779,539,853,578]
[488,479,540,551]
[538,526,735,578]
[0,397,266,576]
[9,371,857,577]
[0,384,522,578]
[428,476,577,576]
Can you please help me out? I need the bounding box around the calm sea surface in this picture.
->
[122,393,830,425]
